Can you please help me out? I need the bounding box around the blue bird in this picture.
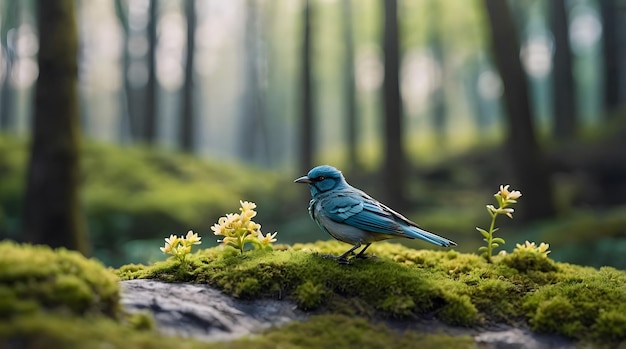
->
[295,165,456,263]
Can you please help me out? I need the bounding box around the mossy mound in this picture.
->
[118,240,626,344]
[0,240,475,348]
[0,240,119,317]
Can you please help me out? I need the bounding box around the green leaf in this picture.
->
[476,227,490,238]
[478,246,488,253]
[491,227,499,233]
[492,237,506,245]
[491,243,499,248]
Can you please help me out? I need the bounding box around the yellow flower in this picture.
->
[211,223,223,236]
[165,234,178,246]
[514,240,551,256]
[258,231,278,244]
[185,230,202,245]
[497,185,522,203]
[240,200,257,212]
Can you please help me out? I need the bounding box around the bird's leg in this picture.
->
[323,242,361,264]
[354,243,372,259]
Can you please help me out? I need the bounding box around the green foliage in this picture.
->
[0,240,119,318]
[522,207,626,269]
[118,240,626,343]
[0,136,294,266]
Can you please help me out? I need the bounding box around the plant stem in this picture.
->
[486,212,497,263]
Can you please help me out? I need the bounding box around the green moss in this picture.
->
[501,250,558,273]
[522,265,626,341]
[0,240,119,317]
[229,314,476,349]
[126,311,156,331]
[592,310,626,342]
[0,314,209,349]
[118,240,626,344]
[295,281,327,310]
[437,294,478,326]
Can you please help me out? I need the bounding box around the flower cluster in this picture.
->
[514,240,551,257]
[211,201,277,253]
[477,185,522,262]
[160,230,202,262]
[487,185,522,219]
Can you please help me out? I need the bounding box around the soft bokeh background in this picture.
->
[1,0,625,268]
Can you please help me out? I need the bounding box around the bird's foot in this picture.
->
[322,254,351,264]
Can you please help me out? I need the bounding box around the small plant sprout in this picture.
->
[477,185,521,262]
[211,200,278,253]
[160,230,202,263]
[514,240,551,257]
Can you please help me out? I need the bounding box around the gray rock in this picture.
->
[475,328,576,349]
[120,279,306,341]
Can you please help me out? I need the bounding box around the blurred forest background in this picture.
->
[1,0,625,268]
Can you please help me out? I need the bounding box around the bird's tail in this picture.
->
[403,226,457,247]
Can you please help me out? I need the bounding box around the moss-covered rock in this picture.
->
[118,240,626,344]
[2,238,625,347]
[0,240,119,317]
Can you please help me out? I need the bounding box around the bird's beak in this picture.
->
[294,176,312,184]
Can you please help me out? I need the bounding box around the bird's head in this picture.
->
[294,165,347,196]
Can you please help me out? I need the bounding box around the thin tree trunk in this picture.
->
[114,0,137,142]
[382,0,407,210]
[24,0,88,253]
[428,0,447,146]
[341,0,358,172]
[143,0,158,143]
[484,0,556,221]
[599,0,623,116]
[238,0,269,164]
[550,0,577,139]
[300,0,314,175]
[180,0,196,152]
[0,0,19,130]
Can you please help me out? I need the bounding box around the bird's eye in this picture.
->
[317,176,325,181]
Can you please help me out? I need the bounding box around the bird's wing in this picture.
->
[322,192,404,235]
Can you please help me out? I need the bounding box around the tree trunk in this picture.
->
[0,0,19,130]
[180,0,196,152]
[341,0,358,172]
[114,0,137,142]
[143,0,158,143]
[484,0,556,221]
[428,0,447,146]
[238,0,269,164]
[599,0,624,116]
[24,0,88,253]
[382,0,407,210]
[299,0,314,175]
[550,0,577,139]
